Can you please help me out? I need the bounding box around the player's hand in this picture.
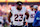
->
[25,22,27,26]
[8,23,10,25]
[5,22,10,25]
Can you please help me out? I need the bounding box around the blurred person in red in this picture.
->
[1,4,9,27]
[8,1,29,27]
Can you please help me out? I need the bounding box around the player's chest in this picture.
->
[30,11,35,14]
[29,11,35,18]
[12,9,25,15]
[13,11,25,17]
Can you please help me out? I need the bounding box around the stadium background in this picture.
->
[0,0,40,27]
[0,0,40,17]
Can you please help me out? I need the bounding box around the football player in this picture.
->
[28,5,35,27]
[8,1,29,27]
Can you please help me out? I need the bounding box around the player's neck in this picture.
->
[17,8,22,11]
[31,9,33,11]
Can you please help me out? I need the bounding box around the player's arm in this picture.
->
[34,11,38,20]
[25,12,29,26]
[8,12,12,23]
[25,12,29,19]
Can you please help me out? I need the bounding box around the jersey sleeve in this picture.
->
[24,7,28,22]
[10,6,12,13]
[25,7,28,12]
[10,6,14,13]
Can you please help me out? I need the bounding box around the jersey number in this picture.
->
[14,14,23,21]
[31,14,34,18]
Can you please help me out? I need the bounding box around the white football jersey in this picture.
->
[10,6,27,26]
[0,16,3,23]
[28,9,35,23]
